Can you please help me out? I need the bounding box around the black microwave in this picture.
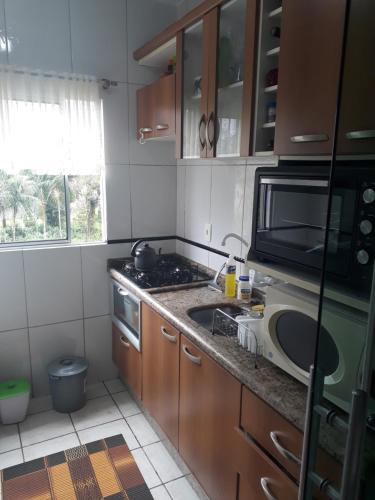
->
[248,163,375,294]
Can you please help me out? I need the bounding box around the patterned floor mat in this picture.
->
[1,434,153,499]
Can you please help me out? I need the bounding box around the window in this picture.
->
[0,67,105,245]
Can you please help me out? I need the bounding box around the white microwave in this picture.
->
[262,283,367,412]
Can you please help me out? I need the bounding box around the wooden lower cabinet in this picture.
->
[235,428,298,500]
[179,335,241,500]
[112,323,142,400]
[142,303,180,448]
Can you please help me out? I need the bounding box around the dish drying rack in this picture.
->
[211,308,261,368]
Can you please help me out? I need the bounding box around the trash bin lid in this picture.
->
[0,378,30,400]
[48,357,88,377]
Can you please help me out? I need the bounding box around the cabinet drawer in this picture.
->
[235,427,298,500]
[241,386,302,480]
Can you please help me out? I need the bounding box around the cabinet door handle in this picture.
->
[117,287,129,297]
[346,129,375,140]
[290,134,329,143]
[161,326,177,343]
[260,478,277,500]
[120,336,130,348]
[206,111,215,150]
[270,431,301,465]
[156,123,169,131]
[182,344,201,365]
[139,127,153,144]
[198,114,207,150]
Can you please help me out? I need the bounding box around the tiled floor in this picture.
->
[0,379,208,500]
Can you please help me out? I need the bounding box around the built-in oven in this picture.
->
[249,163,375,294]
[111,279,141,351]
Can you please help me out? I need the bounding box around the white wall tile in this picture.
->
[0,250,27,332]
[6,0,71,72]
[184,164,211,246]
[84,315,117,382]
[176,165,185,237]
[210,164,246,258]
[130,165,177,238]
[103,83,129,165]
[70,0,127,82]
[0,329,31,382]
[29,320,84,396]
[81,244,111,318]
[23,246,83,327]
[242,163,258,259]
[0,0,7,65]
[127,0,177,85]
[105,164,132,241]
[128,84,176,165]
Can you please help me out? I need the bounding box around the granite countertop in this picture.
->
[109,266,346,463]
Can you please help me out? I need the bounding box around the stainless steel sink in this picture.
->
[187,304,243,332]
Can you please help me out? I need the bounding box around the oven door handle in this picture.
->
[117,287,129,297]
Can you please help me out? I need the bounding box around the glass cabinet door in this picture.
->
[215,0,247,157]
[182,20,204,159]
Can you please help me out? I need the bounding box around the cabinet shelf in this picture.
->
[255,150,275,156]
[262,121,276,128]
[266,46,280,56]
[219,80,244,91]
[268,6,282,18]
[264,84,278,93]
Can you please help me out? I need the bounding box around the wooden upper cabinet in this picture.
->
[141,303,180,448]
[136,74,176,142]
[178,0,258,159]
[336,0,375,154]
[274,0,346,156]
[179,335,241,500]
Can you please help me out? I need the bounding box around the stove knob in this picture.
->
[357,249,370,265]
[363,188,375,204]
[359,219,373,236]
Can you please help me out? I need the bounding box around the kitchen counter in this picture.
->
[109,266,346,463]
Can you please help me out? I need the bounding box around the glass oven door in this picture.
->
[111,279,140,351]
[255,176,330,270]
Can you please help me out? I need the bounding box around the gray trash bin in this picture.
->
[48,357,89,413]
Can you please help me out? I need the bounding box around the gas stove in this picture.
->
[111,254,211,289]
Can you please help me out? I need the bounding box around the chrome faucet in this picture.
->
[208,233,249,292]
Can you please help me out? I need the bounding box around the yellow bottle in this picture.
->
[224,255,237,298]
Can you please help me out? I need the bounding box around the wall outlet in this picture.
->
[204,223,212,242]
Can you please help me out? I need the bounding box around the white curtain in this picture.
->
[0,66,104,175]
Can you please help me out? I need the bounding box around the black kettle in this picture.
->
[131,239,159,271]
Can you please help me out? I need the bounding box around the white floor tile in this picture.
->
[165,477,200,500]
[77,419,139,451]
[23,433,79,462]
[70,395,121,431]
[0,449,23,470]
[112,390,141,417]
[104,378,126,394]
[28,395,53,415]
[131,448,161,489]
[86,382,108,400]
[126,413,160,447]
[0,424,21,454]
[143,442,183,483]
[151,485,171,500]
[19,410,74,447]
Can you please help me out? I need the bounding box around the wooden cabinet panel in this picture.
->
[336,0,375,154]
[112,323,142,400]
[137,75,176,142]
[154,74,176,138]
[241,386,303,480]
[274,0,346,155]
[142,303,180,448]
[179,335,241,500]
[235,427,298,500]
